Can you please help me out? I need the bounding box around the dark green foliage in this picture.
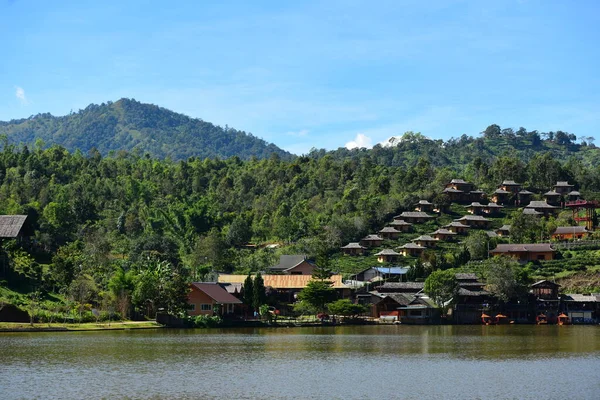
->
[482,257,530,302]
[297,279,337,313]
[327,299,368,316]
[252,272,266,310]
[242,274,254,309]
[424,270,458,309]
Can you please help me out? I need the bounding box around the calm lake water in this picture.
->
[1,325,600,400]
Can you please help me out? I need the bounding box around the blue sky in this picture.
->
[1,0,599,154]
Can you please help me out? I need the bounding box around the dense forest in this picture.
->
[0,99,292,161]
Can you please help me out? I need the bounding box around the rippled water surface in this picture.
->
[1,325,600,399]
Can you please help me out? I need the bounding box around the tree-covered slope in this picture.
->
[0,98,292,161]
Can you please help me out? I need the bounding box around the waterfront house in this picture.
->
[360,234,384,248]
[388,219,413,232]
[374,249,401,263]
[554,181,574,194]
[431,228,457,241]
[397,243,426,257]
[444,221,470,234]
[561,294,599,324]
[524,201,559,217]
[397,295,440,324]
[268,255,316,275]
[415,200,434,212]
[412,235,438,248]
[379,226,401,240]
[496,225,511,237]
[187,283,243,317]
[552,226,590,241]
[454,215,491,229]
[489,243,555,262]
[532,280,561,323]
[340,242,367,256]
[453,273,492,324]
[394,211,435,224]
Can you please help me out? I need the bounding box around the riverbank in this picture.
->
[0,320,164,332]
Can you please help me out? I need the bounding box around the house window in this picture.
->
[537,255,545,260]
[201,304,212,311]
[291,271,302,275]
[189,304,196,311]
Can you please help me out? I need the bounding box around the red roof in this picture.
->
[191,283,243,304]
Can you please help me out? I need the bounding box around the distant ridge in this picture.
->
[0,98,292,161]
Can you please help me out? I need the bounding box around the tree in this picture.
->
[465,230,490,260]
[242,274,254,311]
[424,270,458,310]
[226,216,252,247]
[483,256,530,302]
[327,299,367,317]
[510,213,543,243]
[297,280,337,314]
[252,272,266,311]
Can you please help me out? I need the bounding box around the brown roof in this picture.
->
[191,283,243,304]
[217,274,347,289]
[490,243,555,254]
[553,226,588,235]
[532,280,560,288]
[0,215,27,238]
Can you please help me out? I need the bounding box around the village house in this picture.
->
[483,202,504,215]
[532,280,560,323]
[465,202,485,215]
[485,231,498,238]
[412,235,438,248]
[360,234,384,248]
[567,190,581,201]
[524,200,559,217]
[430,228,457,241]
[454,215,491,229]
[350,266,408,283]
[379,226,401,240]
[394,211,435,224]
[561,294,599,324]
[376,281,425,293]
[552,226,590,241]
[496,225,511,237]
[543,190,561,206]
[491,188,511,205]
[452,273,492,324]
[522,208,543,217]
[517,189,534,206]
[187,283,243,317]
[268,255,316,275]
[374,249,401,263]
[442,179,483,203]
[444,221,470,234]
[415,200,434,212]
[388,219,413,232]
[554,181,574,194]
[499,180,522,193]
[340,242,367,256]
[397,243,425,257]
[489,243,556,262]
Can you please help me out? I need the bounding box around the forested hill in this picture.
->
[0,98,292,161]
[317,127,600,169]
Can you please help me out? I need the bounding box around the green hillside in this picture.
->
[0,98,292,161]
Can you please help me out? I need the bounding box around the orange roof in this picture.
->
[217,274,347,289]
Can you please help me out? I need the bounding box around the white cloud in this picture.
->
[345,133,373,150]
[15,86,28,105]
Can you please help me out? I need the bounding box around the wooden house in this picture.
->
[554,181,574,194]
[543,191,561,206]
[532,280,560,299]
[491,188,511,205]
[496,225,511,237]
[187,283,243,317]
[517,189,533,206]
[444,221,470,234]
[388,219,413,232]
[360,234,384,248]
[445,178,474,192]
[452,273,492,324]
[489,243,555,262]
[397,243,425,257]
[552,226,590,241]
[412,235,438,248]
[442,179,483,203]
[340,242,367,256]
[499,180,521,193]
[483,202,504,215]
[567,191,581,201]
[268,255,316,275]
[561,294,599,324]
[379,226,401,240]
[430,228,457,241]
[523,208,543,217]
[454,215,491,229]
[394,211,435,224]
[415,200,434,212]
[525,201,559,217]
[532,280,560,323]
[465,202,485,215]
[374,249,402,263]
[376,281,425,293]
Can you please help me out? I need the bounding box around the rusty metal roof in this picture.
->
[217,274,348,289]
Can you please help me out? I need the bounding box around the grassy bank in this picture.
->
[0,320,163,332]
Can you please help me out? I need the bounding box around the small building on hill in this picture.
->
[351,266,408,282]
[0,215,30,239]
[360,234,384,248]
[554,181,574,194]
[268,255,316,275]
[484,202,504,215]
[379,226,401,240]
[340,242,367,256]
[491,188,511,205]
[388,219,413,232]
[552,226,590,241]
[523,208,543,217]
[415,200,434,212]
[499,180,522,193]
[394,211,435,224]
[374,249,402,263]
[525,201,559,217]
[412,235,438,248]
[454,215,491,229]
[567,190,581,201]
[431,229,457,241]
[543,191,561,206]
[496,225,511,237]
[489,243,556,262]
[444,221,470,234]
[518,190,534,206]
[465,202,486,215]
[397,243,425,257]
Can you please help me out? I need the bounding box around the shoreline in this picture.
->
[0,321,165,333]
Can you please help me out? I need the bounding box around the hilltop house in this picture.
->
[496,225,511,237]
[431,228,457,241]
[394,211,435,224]
[388,219,413,232]
[499,180,522,193]
[442,179,483,203]
[187,283,243,317]
[412,235,438,248]
[379,226,401,240]
[543,191,561,206]
[489,243,556,262]
[554,181,574,194]
[415,200,434,213]
[517,190,534,206]
[397,243,425,257]
[340,242,367,256]
[491,188,511,205]
[444,221,470,234]
[454,215,491,229]
[360,234,384,248]
[567,190,581,201]
[0,215,30,239]
[524,201,559,217]
[552,226,590,241]
[268,255,316,275]
[374,249,402,263]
